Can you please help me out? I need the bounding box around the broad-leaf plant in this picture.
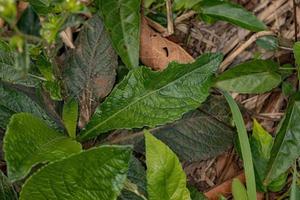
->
[0,0,300,199]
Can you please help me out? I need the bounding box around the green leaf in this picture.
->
[4,113,82,182]
[0,83,51,129]
[116,101,234,162]
[264,94,300,184]
[198,0,266,32]
[293,42,300,81]
[223,91,256,200]
[0,0,16,24]
[17,5,41,36]
[0,40,37,87]
[98,0,141,69]
[63,98,78,138]
[63,15,117,125]
[250,120,287,192]
[145,131,190,200]
[0,171,18,200]
[79,53,222,141]
[232,178,248,200]
[215,60,282,94]
[256,36,278,51]
[20,145,132,200]
[174,0,202,11]
[118,157,147,200]
[188,186,207,200]
[27,0,51,15]
[290,166,300,200]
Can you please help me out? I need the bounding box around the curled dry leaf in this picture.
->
[140,17,194,70]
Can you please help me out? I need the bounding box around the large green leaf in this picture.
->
[145,132,190,200]
[250,120,287,192]
[98,0,141,69]
[4,113,82,182]
[0,40,37,87]
[19,146,132,200]
[0,83,51,129]
[0,171,18,200]
[63,15,117,126]
[198,0,266,32]
[215,60,282,94]
[79,53,223,141]
[264,94,300,184]
[112,96,234,162]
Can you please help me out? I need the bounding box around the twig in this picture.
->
[293,0,298,42]
[145,17,167,34]
[175,10,197,24]
[166,0,174,36]
[220,31,275,72]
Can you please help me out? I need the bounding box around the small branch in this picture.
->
[166,0,174,36]
[175,10,197,24]
[220,31,275,72]
[293,0,298,42]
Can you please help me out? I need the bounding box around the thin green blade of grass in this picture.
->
[222,91,256,200]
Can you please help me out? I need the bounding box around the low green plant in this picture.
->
[1,0,300,200]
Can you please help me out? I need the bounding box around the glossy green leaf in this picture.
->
[79,53,222,141]
[250,120,286,192]
[63,15,117,124]
[232,178,248,200]
[4,113,82,181]
[62,98,78,138]
[145,131,190,200]
[98,0,141,69]
[17,5,41,36]
[0,171,18,200]
[0,83,51,129]
[293,42,300,81]
[115,97,235,162]
[215,60,282,94]
[20,145,132,200]
[199,0,266,32]
[264,94,300,184]
[223,91,256,200]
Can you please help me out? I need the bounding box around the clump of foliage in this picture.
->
[0,0,300,200]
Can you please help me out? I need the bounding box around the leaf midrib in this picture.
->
[82,62,214,138]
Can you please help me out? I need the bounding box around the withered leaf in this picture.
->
[63,15,118,128]
[140,17,194,70]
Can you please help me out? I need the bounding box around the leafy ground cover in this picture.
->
[0,0,300,199]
